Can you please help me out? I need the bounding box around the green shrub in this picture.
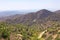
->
[1,29,10,39]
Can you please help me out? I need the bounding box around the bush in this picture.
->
[1,29,10,39]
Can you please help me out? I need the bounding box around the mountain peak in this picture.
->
[40,9,51,12]
[40,9,48,11]
[36,9,52,14]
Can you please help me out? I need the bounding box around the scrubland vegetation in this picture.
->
[0,21,60,40]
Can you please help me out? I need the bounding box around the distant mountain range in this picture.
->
[0,10,36,17]
[0,9,60,26]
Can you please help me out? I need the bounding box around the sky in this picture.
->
[0,0,60,11]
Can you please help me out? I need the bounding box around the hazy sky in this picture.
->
[0,0,60,11]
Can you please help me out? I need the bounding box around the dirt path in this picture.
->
[38,30,47,39]
[52,34,58,40]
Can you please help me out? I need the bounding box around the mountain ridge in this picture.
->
[0,9,60,25]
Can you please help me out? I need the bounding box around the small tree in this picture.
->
[1,27,10,40]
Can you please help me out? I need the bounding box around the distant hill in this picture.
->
[54,10,60,13]
[0,9,60,25]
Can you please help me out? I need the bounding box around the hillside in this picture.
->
[2,9,59,25]
[0,9,60,40]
